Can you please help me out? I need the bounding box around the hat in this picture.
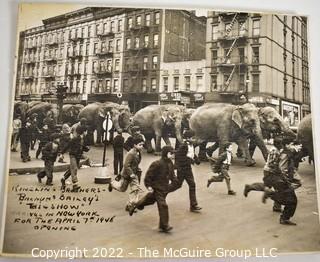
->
[131,126,140,133]
[183,130,195,139]
[132,136,144,145]
[117,128,123,134]
[161,145,175,158]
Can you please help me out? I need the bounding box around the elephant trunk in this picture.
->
[252,126,269,161]
[112,115,121,131]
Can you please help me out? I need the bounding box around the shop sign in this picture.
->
[248,96,265,103]
[171,92,181,101]
[266,97,280,106]
[65,93,82,102]
[301,104,310,111]
[159,93,169,101]
[193,93,204,102]
[181,96,190,104]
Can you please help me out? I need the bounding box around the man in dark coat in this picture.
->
[37,133,60,185]
[124,126,144,152]
[19,120,32,162]
[129,146,177,233]
[169,130,202,212]
[113,129,124,176]
[36,124,50,159]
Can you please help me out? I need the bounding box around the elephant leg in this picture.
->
[238,138,256,167]
[252,135,268,161]
[162,136,171,147]
[155,135,162,154]
[248,138,257,158]
[175,139,181,150]
[197,142,208,161]
[96,127,103,144]
[87,130,95,146]
[144,134,154,153]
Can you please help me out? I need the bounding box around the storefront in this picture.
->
[190,93,205,108]
[301,104,311,118]
[159,91,191,106]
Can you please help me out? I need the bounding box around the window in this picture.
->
[174,77,179,91]
[252,19,260,36]
[185,76,190,91]
[94,43,98,54]
[106,60,112,71]
[106,80,111,92]
[163,77,168,92]
[86,43,90,56]
[90,80,96,93]
[145,14,151,26]
[153,34,159,47]
[88,26,92,38]
[252,74,260,92]
[111,21,115,32]
[116,39,121,51]
[252,47,259,63]
[101,42,106,52]
[118,20,123,32]
[151,78,157,90]
[142,79,147,92]
[135,37,140,49]
[76,81,81,93]
[84,62,88,74]
[212,49,218,63]
[152,56,158,69]
[123,79,129,92]
[136,16,141,26]
[155,12,160,25]
[82,81,87,93]
[143,57,148,70]
[93,61,98,73]
[196,76,203,91]
[113,79,119,92]
[211,75,217,91]
[108,40,113,51]
[99,60,105,71]
[80,44,84,55]
[238,48,245,63]
[239,74,245,91]
[103,23,108,33]
[115,59,120,71]
[212,25,219,40]
[126,38,131,50]
[98,80,103,93]
[128,18,133,29]
[144,35,149,47]
[239,22,246,36]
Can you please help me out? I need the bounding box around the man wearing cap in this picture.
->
[124,126,144,152]
[37,133,60,186]
[128,145,177,233]
[169,130,202,212]
[71,117,87,137]
[109,136,145,211]
[61,125,90,192]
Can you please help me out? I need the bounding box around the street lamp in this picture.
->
[56,82,68,124]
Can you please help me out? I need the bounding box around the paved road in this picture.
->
[2,145,320,258]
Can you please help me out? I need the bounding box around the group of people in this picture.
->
[11,110,305,231]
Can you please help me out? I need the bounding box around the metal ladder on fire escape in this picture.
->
[223,14,247,92]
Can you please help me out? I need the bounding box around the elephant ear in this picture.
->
[232,108,243,128]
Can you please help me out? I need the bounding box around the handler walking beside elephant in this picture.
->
[108,137,145,212]
[169,130,202,212]
[113,129,124,177]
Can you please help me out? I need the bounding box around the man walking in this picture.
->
[113,129,124,177]
[129,146,177,233]
[11,115,21,152]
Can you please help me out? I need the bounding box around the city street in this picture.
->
[2,142,320,257]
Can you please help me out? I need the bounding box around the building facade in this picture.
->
[206,12,310,127]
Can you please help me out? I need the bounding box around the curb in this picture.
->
[9,158,91,175]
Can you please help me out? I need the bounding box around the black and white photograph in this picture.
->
[0,2,319,259]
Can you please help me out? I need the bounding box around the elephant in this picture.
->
[189,103,269,166]
[14,101,29,121]
[62,104,84,125]
[297,114,314,161]
[78,102,131,145]
[26,102,58,128]
[132,104,189,154]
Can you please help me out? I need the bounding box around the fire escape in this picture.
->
[217,13,248,93]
